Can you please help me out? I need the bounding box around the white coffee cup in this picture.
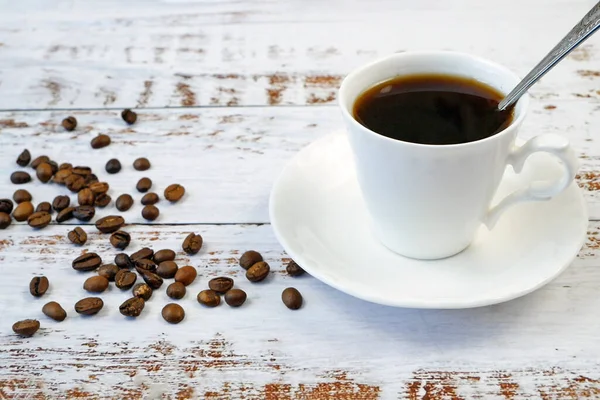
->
[339,51,579,260]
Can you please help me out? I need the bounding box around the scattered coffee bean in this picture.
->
[197,290,220,307]
[59,163,72,170]
[11,171,31,184]
[152,249,175,264]
[142,205,159,221]
[42,301,67,322]
[89,182,109,195]
[78,188,95,206]
[115,270,137,289]
[164,184,185,202]
[246,261,270,282]
[85,173,100,187]
[27,211,51,229]
[16,149,31,167]
[166,282,186,299]
[239,250,263,270]
[35,202,52,214]
[0,212,11,229]
[95,215,125,233]
[131,247,154,262]
[141,192,159,205]
[224,289,247,307]
[119,297,145,317]
[136,177,152,193]
[31,155,49,169]
[282,287,303,310]
[121,108,137,125]
[110,230,131,250]
[47,161,58,175]
[36,162,53,183]
[94,193,111,208]
[105,158,122,174]
[29,276,49,297]
[68,227,87,245]
[62,116,77,131]
[132,283,152,301]
[182,233,203,255]
[73,205,95,221]
[13,189,32,203]
[115,253,135,269]
[208,277,234,294]
[72,166,91,177]
[52,169,70,185]
[97,264,119,281]
[133,157,151,171]
[162,303,184,324]
[139,269,163,289]
[115,194,134,211]
[0,199,13,214]
[56,206,76,223]
[156,261,178,279]
[12,319,40,337]
[75,297,103,315]
[65,174,85,192]
[174,266,197,286]
[91,134,111,149]
[286,260,305,276]
[13,201,34,221]
[135,259,156,272]
[83,275,109,293]
[72,253,102,272]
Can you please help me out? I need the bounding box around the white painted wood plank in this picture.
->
[1,223,600,398]
[0,0,599,108]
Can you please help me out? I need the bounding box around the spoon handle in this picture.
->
[498,1,600,111]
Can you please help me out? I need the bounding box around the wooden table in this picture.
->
[2,0,600,398]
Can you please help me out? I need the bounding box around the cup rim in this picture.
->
[338,50,529,149]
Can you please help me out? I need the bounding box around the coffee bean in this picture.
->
[164,184,185,202]
[136,177,152,193]
[116,194,134,211]
[11,171,31,184]
[29,276,49,297]
[95,215,125,233]
[154,249,176,264]
[166,282,186,299]
[132,283,152,301]
[65,174,85,192]
[59,163,72,170]
[141,205,159,221]
[89,182,109,195]
[139,269,163,289]
[208,277,234,294]
[91,134,111,149]
[115,270,137,289]
[110,230,131,250]
[68,227,87,245]
[35,202,52,214]
[239,250,263,270]
[121,109,137,125]
[286,260,305,276]
[47,161,58,175]
[97,264,119,281]
[31,155,49,169]
[246,261,270,282]
[0,199,13,214]
[78,188,95,206]
[94,193,111,208]
[72,166,91,177]
[174,266,197,286]
[12,319,40,337]
[131,247,154,262]
[115,253,134,269]
[75,297,103,315]
[27,211,51,229]
[72,253,102,272]
[105,158,121,174]
[182,233,203,255]
[161,303,184,324]
[133,157,150,171]
[42,301,67,322]
[0,212,11,229]
[224,289,247,307]
[13,202,34,221]
[53,169,72,185]
[84,173,100,187]
[13,189,32,203]
[135,259,156,272]
[17,149,31,167]
[156,261,178,279]
[141,192,159,205]
[62,116,77,131]
[36,162,53,183]
[119,297,145,317]
[83,275,109,293]
[73,205,95,221]
[197,290,220,307]
[56,206,76,223]
[282,287,303,310]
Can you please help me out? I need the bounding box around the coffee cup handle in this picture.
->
[484,134,579,229]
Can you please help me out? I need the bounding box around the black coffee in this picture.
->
[353,74,513,145]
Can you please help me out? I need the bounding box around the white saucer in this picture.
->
[270,132,588,309]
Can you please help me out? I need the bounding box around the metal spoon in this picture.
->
[498,1,600,111]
